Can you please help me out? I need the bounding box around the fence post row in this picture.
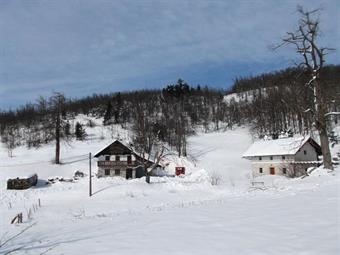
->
[10,198,41,224]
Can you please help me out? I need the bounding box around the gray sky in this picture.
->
[0,0,339,109]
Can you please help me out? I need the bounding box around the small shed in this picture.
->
[175,167,185,176]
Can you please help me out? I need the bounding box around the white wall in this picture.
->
[251,155,294,162]
[251,161,292,177]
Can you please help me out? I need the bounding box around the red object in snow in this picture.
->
[175,167,185,176]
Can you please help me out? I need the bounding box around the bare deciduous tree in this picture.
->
[50,92,65,164]
[276,6,334,170]
[3,127,16,157]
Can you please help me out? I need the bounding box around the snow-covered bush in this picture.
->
[210,171,222,186]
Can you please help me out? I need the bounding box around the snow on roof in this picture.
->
[242,136,311,157]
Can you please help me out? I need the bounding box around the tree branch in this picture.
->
[325,112,340,117]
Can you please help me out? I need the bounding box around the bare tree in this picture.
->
[50,92,65,164]
[2,127,17,157]
[132,107,170,183]
[276,6,334,170]
[139,139,167,184]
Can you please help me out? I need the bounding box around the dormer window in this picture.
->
[105,156,110,161]
[270,156,273,160]
[259,156,262,161]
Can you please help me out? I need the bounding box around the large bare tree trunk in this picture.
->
[275,6,334,170]
[315,80,333,169]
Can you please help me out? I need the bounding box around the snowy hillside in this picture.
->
[223,87,270,104]
[0,118,339,255]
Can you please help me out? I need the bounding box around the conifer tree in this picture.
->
[75,122,86,140]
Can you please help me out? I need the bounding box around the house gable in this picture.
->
[94,140,133,158]
[295,140,319,161]
[305,138,322,155]
[94,140,159,167]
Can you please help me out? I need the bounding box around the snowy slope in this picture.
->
[223,88,270,104]
[0,120,339,255]
[188,127,252,188]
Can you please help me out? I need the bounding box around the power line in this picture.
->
[0,153,93,168]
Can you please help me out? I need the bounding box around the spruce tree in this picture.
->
[103,101,112,125]
[75,122,86,140]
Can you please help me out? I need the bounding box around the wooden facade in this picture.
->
[94,140,155,179]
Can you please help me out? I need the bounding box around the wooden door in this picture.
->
[270,167,275,175]
[126,169,133,179]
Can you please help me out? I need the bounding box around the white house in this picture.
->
[242,136,322,177]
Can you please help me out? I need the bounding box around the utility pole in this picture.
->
[89,152,92,197]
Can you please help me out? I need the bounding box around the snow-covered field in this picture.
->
[0,121,339,254]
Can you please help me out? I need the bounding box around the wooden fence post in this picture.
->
[11,214,18,224]
[11,212,23,224]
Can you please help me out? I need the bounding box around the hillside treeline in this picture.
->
[0,65,339,157]
[226,65,340,136]
[0,80,226,156]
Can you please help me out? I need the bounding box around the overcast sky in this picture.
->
[0,0,339,109]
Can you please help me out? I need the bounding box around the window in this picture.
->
[105,156,110,161]
[115,155,120,161]
[303,150,307,155]
[259,168,263,173]
[115,169,120,176]
[105,169,110,176]
[259,156,262,161]
[270,156,273,160]
[282,156,286,160]
[282,168,287,174]
[127,155,132,164]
